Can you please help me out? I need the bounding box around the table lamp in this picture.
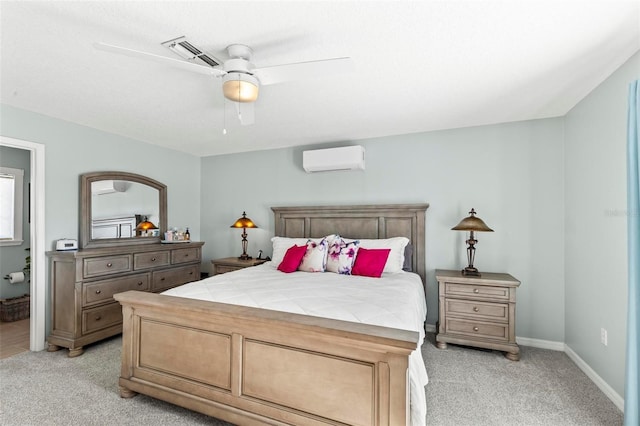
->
[230,211,258,260]
[451,208,493,276]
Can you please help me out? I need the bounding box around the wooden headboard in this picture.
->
[272,203,429,284]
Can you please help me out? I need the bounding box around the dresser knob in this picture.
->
[106,263,113,268]
[473,288,479,294]
[473,326,479,332]
[189,272,193,275]
[473,306,479,312]
[95,289,101,294]
[137,281,143,286]
[95,316,102,321]
[161,277,165,281]
[151,257,156,262]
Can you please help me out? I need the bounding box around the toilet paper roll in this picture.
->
[8,271,25,284]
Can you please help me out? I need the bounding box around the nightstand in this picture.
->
[211,257,268,275]
[435,269,521,361]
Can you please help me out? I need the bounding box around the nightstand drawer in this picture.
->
[445,282,509,301]
[446,299,508,321]
[446,318,509,341]
[134,251,170,269]
[215,265,242,275]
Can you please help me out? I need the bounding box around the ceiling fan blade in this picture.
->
[234,101,255,126]
[94,42,226,77]
[253,57,353,85]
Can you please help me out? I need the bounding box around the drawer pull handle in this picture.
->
[473,288,479,294]
[473,326,479,332]
[95,290,101,294]
[95,316,102,321]
[161,277,165,281]
[137,281,143,286]
[473,306,479,312]
[151,257,156,262]
[106,263,113,268]
[184,254,189,257]
[189,272,193,275]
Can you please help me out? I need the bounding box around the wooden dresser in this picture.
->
[47,241,204,356]
[211,257,268,275]
[435,269,521,360]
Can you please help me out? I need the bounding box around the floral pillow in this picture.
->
[298,238,329,272]
[326,235,360,274]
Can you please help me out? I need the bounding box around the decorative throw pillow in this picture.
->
[351,248,391,278]
[277,245,308,273]
[298,238,329,272]
[326,235,360,274]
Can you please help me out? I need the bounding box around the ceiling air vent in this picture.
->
[162,36,221,68]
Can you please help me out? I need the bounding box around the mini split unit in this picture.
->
[302,146,365,173]
[91,180,127,195]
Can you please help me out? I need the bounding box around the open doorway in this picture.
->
[0,136,45,354]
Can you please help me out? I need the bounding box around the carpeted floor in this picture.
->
[0,333,623,425]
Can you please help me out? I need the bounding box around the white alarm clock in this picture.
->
[56,238,78,251]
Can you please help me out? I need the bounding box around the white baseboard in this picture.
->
[516,336,565,351]
[564,344,625,412]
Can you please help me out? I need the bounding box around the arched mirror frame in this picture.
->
[80,171,167,249]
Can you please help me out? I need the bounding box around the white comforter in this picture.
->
[163,262,428,425]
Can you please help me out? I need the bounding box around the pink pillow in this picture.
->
[351,248,391,278]
[277,245,307,273]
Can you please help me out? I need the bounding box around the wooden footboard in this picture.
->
[114,290,418,426]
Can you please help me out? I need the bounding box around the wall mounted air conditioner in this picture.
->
[303,145,365,173]
[91,180,127,195]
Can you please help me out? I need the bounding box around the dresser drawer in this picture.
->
[445,318,509,341]
[444,282,509,301]
[83,273,150,307]
[445,299,509,322]
[82,303,122,334]
[171,247,199,264]
[83,255,131,278]
[152,265,199,292]
[134,251,170,270]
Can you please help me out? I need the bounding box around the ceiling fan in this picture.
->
[94,36,352,126]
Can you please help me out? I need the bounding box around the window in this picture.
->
[0,167,24,246]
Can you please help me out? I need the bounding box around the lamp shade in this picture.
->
[451,208,493,232]
[230,212,258,229]
[136,216,157,231]
[222,74,259,103]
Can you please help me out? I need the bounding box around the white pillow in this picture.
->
[298,238,329,272]
[345,236,410,273]
[270,237,313,267]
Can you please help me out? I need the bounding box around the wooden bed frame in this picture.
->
[114,203,428,425]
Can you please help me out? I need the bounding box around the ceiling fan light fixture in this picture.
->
[223,73,259,103]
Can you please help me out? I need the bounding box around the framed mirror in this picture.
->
[80,171,167,248]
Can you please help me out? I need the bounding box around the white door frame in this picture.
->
[0,136,46,351]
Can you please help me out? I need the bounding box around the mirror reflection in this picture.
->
[90,180,160,240]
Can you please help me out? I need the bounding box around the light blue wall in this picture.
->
[0,146,31,299]
[200,119,566,336]
[564,50,640,398]
[0,105,201,246]
[0,104,201,327]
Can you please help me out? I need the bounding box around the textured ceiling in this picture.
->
[1,1,638,157]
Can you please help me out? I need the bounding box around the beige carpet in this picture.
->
[0,333,623,425]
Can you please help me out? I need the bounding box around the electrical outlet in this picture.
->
[600,328,608,346]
